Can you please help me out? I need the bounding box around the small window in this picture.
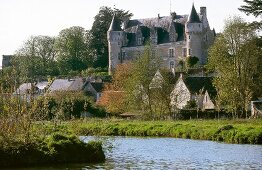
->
[189,35,191,40]
[122,52,126,60]
[183,48,187,57]
[188,49,191,56]
[170,61,174,69]
[118,53,121,60]
[169,49,174,58]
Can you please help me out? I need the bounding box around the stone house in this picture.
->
[14,81,49,100]
[170,74,216,110]
[83,82,104,102]
[107,4,215,74]
[2,55,13,68]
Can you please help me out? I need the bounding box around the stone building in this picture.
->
[107,4,215,74]
[2,55,13,68]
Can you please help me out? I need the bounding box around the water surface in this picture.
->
[9,136,262,169]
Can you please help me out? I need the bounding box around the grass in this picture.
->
[64,119,262,145]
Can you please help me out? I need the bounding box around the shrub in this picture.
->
[33,91,106,120]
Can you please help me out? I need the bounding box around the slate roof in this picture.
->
[15,81,48,95]
[124,14,188,46]
[188,4,201,23]
[184,77,216,98]
[90,82,104,93]
[108,15,122,31]
[48,78,84,93]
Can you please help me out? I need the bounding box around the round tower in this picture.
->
[185,4,204,64]
[107,15,124,75]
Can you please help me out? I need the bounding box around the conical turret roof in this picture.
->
[188,4,201,23]
[108,14,122,31]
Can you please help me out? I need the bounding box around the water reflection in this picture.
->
[7,137,262,170]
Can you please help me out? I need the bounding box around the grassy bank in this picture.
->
[0,133,105,168]
[67,119,262,145]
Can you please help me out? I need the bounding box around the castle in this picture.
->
[107,4,215,74]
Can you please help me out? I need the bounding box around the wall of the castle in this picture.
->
[120,41,186,70]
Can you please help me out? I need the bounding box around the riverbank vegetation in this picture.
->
[67,119,262,145]
[0,92,106,168]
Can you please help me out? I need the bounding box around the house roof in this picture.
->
[48,78,84,93]
[15,81,48,95]
[188,4,201,23]
[90,82,104,93]
[123,14,187,46]
[184,77,216,98]
[108,15,122,31]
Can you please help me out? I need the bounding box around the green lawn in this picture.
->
[65,119,262,144]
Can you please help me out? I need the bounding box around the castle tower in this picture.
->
[107,15,124,75]
[185,4,204,64]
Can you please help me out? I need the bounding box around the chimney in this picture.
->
[158,14,160,19]
[200,7,206,16]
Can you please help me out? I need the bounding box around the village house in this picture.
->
[170,74,216,110]
[14,81,49,100]
[83,82,104,102]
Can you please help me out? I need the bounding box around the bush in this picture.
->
[33,92,106,120]
[0,133,105,168]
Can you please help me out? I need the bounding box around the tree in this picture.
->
[89,6,133,68]
[97,63,133,114]
[239,0,262,29]
[186,56,199,68]
[239,0,262,17]
[207,16,262,118]
[13,35,58,82]
[55,26,91,74]
[125,44,162,118]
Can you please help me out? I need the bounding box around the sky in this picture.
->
[0,0,259,68]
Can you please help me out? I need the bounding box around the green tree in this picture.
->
[207,16,262,118]
[89,6,133,68]
[239,0,262,29]
[125,44,162,118]
[55,26,91,74]
[186,56,199,68]
[239,0,262,17]
[13,36,58,82]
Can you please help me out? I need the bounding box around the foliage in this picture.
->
[238,0,262,17]
[125,44,162,117]
[89,6,133,68]
[70,119,262,144]
[207,16,262,118]
[239,0,262,33]
[55,26,91,74]
[13,36,58,82]
[97,63,133,114]
[0,133,105,168]
[34,91,106,120]
[186,56,199,68]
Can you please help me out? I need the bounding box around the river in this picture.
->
[13,136,262,169]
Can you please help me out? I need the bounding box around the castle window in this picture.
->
[188,49,191,56]
[118,53,121,60]
[122,52,126,60]
[183,48,187,57]
[170,61,174,69]
[169,48,174,58]
[189,35,191,40]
